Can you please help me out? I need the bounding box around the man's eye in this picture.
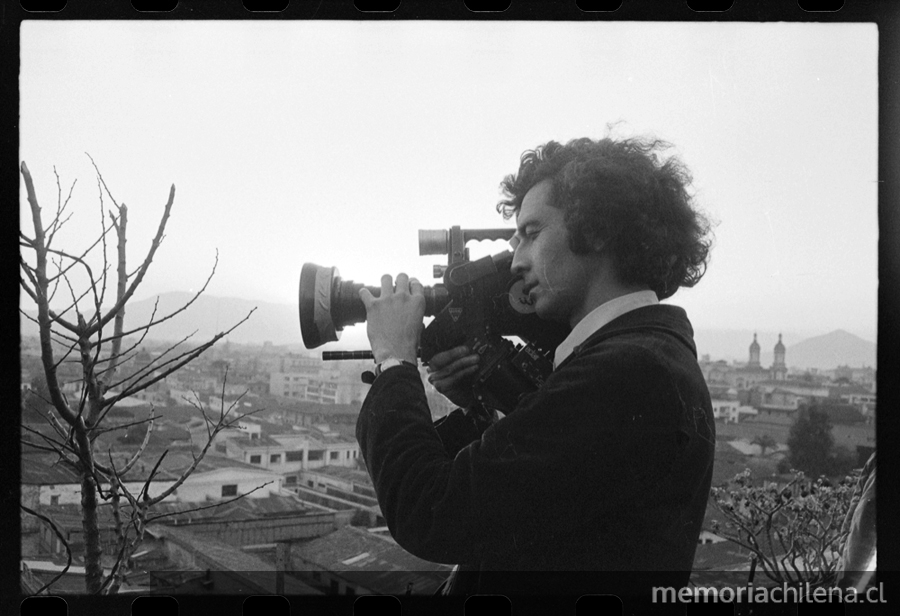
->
[512,228,538,249]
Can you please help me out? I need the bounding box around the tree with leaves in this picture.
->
[787,407,837,478]
[751,433,777,456]
[19,159,257,594]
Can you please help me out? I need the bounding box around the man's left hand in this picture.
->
[359,273,424,364]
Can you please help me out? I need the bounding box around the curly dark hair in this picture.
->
[497,136,713,300]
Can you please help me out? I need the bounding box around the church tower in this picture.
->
[772,333,787,381]
[748,333,761,368]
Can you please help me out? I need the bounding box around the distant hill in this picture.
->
[693,328,875,370]
[21,292,306,347]
[785,329,876,370]
[21,295,876,369]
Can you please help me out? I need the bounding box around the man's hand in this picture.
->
[359,273,424,365]
[426,345,481,410]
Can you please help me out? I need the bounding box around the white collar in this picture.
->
[553,290,659,369]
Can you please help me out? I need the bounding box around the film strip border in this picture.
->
[6,1,898,616]
[17,0,851,16]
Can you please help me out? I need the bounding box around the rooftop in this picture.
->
[150,526,321,594]
[21,447,276,486]
[306,465,372,484]
[230,420,356,447]
[32,493,317,528]
[285,402,361,416]
[291,525,451,595]
[743,413,796,426]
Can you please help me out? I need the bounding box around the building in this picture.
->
[222,421,361,481]
[290,525,453,595]
[269,372,370,406]
[146,525,322,595]
[280,353,324,374]
[297,466,376,499]
[259,402,362,428]
[832,365,877,388]
[21,449,285,507]
[710,398,758,424]
[726,333,790,388]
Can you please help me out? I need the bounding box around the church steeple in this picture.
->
[772,333,787,381]
[773,333,786,368]
[748,333,761,368]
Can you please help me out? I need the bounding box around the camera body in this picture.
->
[299,226,569,415]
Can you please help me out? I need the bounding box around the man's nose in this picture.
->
[510,246,527,277]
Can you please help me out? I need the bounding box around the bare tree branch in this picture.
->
[47,255,66,306]
[97,250,219,345]
[100,308,255,410]
[138,449,169,503]
[100,473,128,595]
[21,162,78,427]
[41,223,115,288]
[46,246,104,328]
[105,182,128,382]
[86,153,121,209]
[20,505,73,596]
[21,424,76,458]
[143,481,275,525]
[43,167,77,250]
[113,410,155,476]
[95,171,110,311]
[88,184,175,337]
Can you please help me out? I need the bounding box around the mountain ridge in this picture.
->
[21,293,876,369]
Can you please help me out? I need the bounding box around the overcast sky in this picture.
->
[20,21,878,343]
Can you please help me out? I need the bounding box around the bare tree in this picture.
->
[19,159,258,594]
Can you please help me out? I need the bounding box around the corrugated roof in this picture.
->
[20,452,82,485]
[291,526,451,594]
[36,493,317,528]
[152,526,320,594]
[156,525,273,571]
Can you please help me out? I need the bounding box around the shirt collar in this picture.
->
[553,290,659,369]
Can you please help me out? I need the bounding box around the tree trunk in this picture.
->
[77,436,104,593]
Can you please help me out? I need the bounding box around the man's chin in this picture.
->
[533,302,566,324]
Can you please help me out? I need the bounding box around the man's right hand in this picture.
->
[426,345,481,410]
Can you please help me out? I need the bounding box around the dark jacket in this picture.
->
[356,304,715,597]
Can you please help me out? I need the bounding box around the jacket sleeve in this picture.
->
[355,346,707,565]
[432,408,492,459]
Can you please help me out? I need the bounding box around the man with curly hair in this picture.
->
[355,136,716,600]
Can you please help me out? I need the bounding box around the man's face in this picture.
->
[510,179,597,327]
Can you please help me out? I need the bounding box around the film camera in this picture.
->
[299,226,569,415]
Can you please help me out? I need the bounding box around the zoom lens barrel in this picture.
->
[299,263,449,349]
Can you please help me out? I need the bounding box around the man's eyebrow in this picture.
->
[516,216,541,234]
[516,208,542,228]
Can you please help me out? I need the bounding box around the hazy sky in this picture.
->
[20,21,878,343]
